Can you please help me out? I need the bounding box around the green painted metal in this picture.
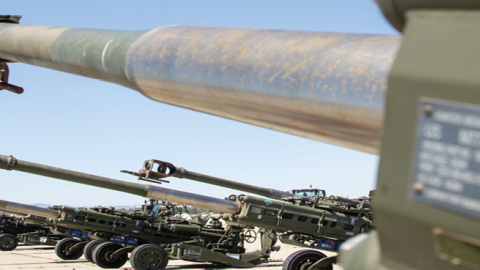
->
[0,213,56,250]
[0,199,275,267]
[125,159,295,200]
[0,154,150,197]
[0,152,371,270]
[377,0,480,32]
[0,154,239,214]
[339,5,480,270]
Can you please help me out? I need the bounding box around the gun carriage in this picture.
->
[0,154,372,269]
[0,196,276,269]
[0,213,57,251]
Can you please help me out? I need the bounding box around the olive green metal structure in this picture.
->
[0,154,372,269]
[0,213,60,251]
[2,0,480,269]
[0,198,276,269]
[124,159,297,200]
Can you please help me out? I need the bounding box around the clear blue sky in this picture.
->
[1,1,398,207]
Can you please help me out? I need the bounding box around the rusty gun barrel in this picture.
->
[0,22,400,154]
[0,154,239,214]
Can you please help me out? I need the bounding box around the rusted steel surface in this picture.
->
[0,24,400,153]
[127,26,400,154]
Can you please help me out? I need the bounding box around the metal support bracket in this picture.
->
[6,156,17,171]
[0,61,23,94]
[0,15,23,94]
[111,246,134,259]
[308,255,337,270]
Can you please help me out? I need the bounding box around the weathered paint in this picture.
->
[0,24,400,154]
[0,24,147,88]
[127,26,400,154]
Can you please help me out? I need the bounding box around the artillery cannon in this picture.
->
[0,15,398,155]
[0,154,372,269]
[0,213,57,251]
[2,0,480,269]
[0,197,276,269]
[125,158,373,218]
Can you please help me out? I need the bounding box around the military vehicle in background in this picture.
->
[0,188,278,269]
[0,154,372,269]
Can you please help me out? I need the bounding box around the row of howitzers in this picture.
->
[0,155,374,270]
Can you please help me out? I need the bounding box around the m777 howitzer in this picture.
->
[2,1,480,269]
[125,159,373,219]
[0,154,372,270]
[126,159,374,260]
[0,197,276,270]
[0,213,61,251]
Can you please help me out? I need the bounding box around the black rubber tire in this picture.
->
[92,242,127,268]
[83,240,104,263]
[55,238,83,260]
[130,244,169,270]
[282,249,332,270]
[0,233,18,251]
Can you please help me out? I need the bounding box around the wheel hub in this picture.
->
[0,237,13,249]
[140,251,161,267]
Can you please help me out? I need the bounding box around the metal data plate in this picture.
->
[411,98,480,220]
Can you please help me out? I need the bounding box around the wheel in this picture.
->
[92,242,127,268]
[83,240,104,263]
[282,249,332,270]
[0,233,18,251]
[130,244,169,270]
[55,238,83,260]
[244,229,257,243]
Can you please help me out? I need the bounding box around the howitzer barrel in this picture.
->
[0,199,60,220]
[178,170,294,200]
[0,23,400,154]
[140,159,294,200]
[0,154,239,214]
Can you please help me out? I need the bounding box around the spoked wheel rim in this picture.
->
[0,236,15,249]
[140,250,162,268]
